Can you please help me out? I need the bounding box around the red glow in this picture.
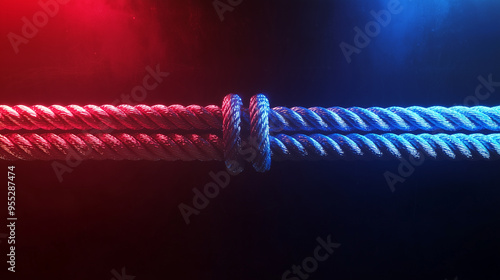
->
[0,0,167,104]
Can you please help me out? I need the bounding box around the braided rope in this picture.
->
[249,94,271,172]
[270,106,500,133]
[1,132,499,162]
[222,94,245,174]
[0,132,223,161]
[0,104,222,131]
[2,94,500,173]
[271,133,500,161]
[2,104,500,133]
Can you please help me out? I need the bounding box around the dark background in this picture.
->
[1,0,500,279]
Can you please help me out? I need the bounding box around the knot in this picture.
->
[249,94,271,172]
[222,94,272,173]
[222,94,244,175]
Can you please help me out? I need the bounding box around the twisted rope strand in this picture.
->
[1,132,500,162]
[0,104,222,131]
[0,132,223,161]
[271,133,500,161]
[2,94,500,175]
[222,94,245,174]
[249,94,271,172]
[2,104,500,133]
[270,106,500,132]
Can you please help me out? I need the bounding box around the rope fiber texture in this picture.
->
[1,94,500,172]
[0,132,499,162]
[0,104,222,131]
[271,133,500,161]
[0,132,223,161]
[269,106,500,132]
[2,104,500,133]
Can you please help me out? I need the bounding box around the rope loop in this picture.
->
[249,94,271,172]
[222,94,244,175]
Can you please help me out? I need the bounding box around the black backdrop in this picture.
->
[1,0,500,279]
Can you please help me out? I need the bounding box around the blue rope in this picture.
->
[270,133,500,161]
[222,94,244,175]
[260,105,500,133]
[249,94,271,172]
[221,94,500,172]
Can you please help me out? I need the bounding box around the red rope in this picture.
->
[0,132,223,161]
[0,104,222,131]
[3,95,500,173]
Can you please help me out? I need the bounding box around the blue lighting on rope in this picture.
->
[224,94,500,173]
